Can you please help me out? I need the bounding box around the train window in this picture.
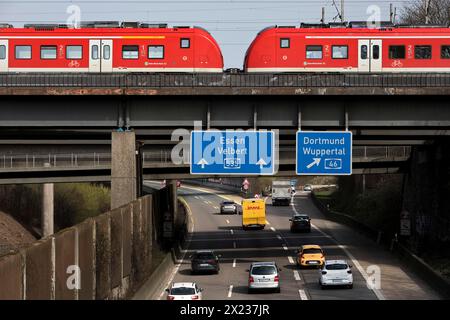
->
[415,45,432,59]
[332,46,348,59]
[66,46,82,59]
[280,38,290,48]
[373,45,380,59]
[180,38,190,49]
[0,45,5,60]
[361,45,368,59]
[441,45,450,59]
[306,45,323,59]
[103,45,111,60]
[389,45,405,59]
[15,45,31,59]
[122,45,138,59]
[92,45,99,60]
[148,45,164,59]
[40,46,57,60]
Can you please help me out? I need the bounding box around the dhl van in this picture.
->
[242,198,266,230]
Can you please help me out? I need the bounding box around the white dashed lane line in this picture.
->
[276,235,282,240]
[226,219,230,224]
[293,270,301,281]
[233,241,237,248]
[288,256,295,264]
[230,229,234,235]
[299,289,308,300]
[233,259,236,268]
[282,245,288,251]
[228,285,233,298]
[270,227,276,232]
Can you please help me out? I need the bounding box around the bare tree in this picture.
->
[400,0,450,25]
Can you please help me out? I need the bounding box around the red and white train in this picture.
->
[0,22,223,73]
[244,24,450,73]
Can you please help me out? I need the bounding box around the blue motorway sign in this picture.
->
[296,131,352,175]
[191,130,275,175]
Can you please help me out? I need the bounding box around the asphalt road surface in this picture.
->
[145,181,440,301]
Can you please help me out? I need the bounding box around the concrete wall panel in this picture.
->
[0,252,24,300]
[54,228,76,300]
[76,218,95,300]
[95,212,111,300]
[110,208,123,290]
[25,238,53,300]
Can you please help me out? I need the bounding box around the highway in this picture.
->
[145,181,440,301]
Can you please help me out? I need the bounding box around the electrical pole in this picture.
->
[341,0,345,22]
[321,7,325,24]
[393,7,397,24]
[425,0,431,24]
[390,3,394,23]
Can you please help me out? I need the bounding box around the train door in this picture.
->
[370,40,382,72]
[358,40,370,72]
[0,40,8,72]
[101,39,113,72]
[89,40,101,72]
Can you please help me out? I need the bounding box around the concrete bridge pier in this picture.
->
[111,131,137,210]
[42,183,54,237]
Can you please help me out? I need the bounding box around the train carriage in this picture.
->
[244,23,450,73]
[0,22,223,73]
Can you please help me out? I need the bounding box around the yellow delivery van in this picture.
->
[242,198,266,230]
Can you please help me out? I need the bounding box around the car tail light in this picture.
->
[249,276,254,283]
[347,270,352,274]
[167,295,175,300]
[321,271,327,275]
[191,295,199,300]
[274,276,279,282]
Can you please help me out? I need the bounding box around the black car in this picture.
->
[289,214,311,232]
[190,250,221,274]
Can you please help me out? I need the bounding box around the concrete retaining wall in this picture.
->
[0,189,169,300]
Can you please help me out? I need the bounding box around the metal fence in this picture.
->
[0,146,410,172]
[2,73,450,88]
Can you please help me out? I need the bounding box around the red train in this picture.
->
[244,23,450,73]
[0,22,223,73]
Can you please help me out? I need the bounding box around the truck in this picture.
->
[271,180,292,206]
[242,198,266,230]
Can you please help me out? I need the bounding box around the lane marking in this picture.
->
[226,219,230,224]
[194,196,200,199]
[293,270,301,281]
[233,259,236,268]
[288,256,295,264]
[228,285,233,298]
[299,289,308,300]
[276,235,282,240]
[291,194,386,300]
[213,206,219,210]
[270,227,276,232]
[283,245,288,251]
[233,241,237,248]
[230,229,234,235]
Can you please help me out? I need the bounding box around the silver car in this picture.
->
[319,260,353,289]
[220,200,238,214]
[247,262,281,293]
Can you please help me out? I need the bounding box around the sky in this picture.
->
[0,0,412,68]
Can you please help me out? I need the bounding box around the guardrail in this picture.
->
[2,73,450,88]
[0,146,410,172]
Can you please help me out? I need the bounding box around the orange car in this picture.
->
[296,245,325,268]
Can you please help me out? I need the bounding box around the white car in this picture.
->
[319,260,353,289]
[304,184,313,192]
[248,262,281,293]
[166,282,203,300]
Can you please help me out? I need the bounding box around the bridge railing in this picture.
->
[0,146,411,172]
[2,73,450,88]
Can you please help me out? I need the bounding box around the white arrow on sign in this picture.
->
[256,158,267,169]
[197,158,208,169]
[306,158,321,169]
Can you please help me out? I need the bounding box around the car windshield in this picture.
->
[303,248,322,254]
[251,266,277,275]
[171,287,196,295]
[194,253,215,260]
[222,201,234,205]
[294,215,309,220]
[326,263,348,270]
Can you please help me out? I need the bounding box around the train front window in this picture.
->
[306,45,322,59]
[122,45,139,59]
[66,46,82,59]
[415,45,432,59]
[332,45,348,59]
[389,45,405,59]
[15,45,31,59]
[0,45,5,60]
[280,38,290,48]
[40,46,57,60]
[441,45,450,59]
[148,45,164,59]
